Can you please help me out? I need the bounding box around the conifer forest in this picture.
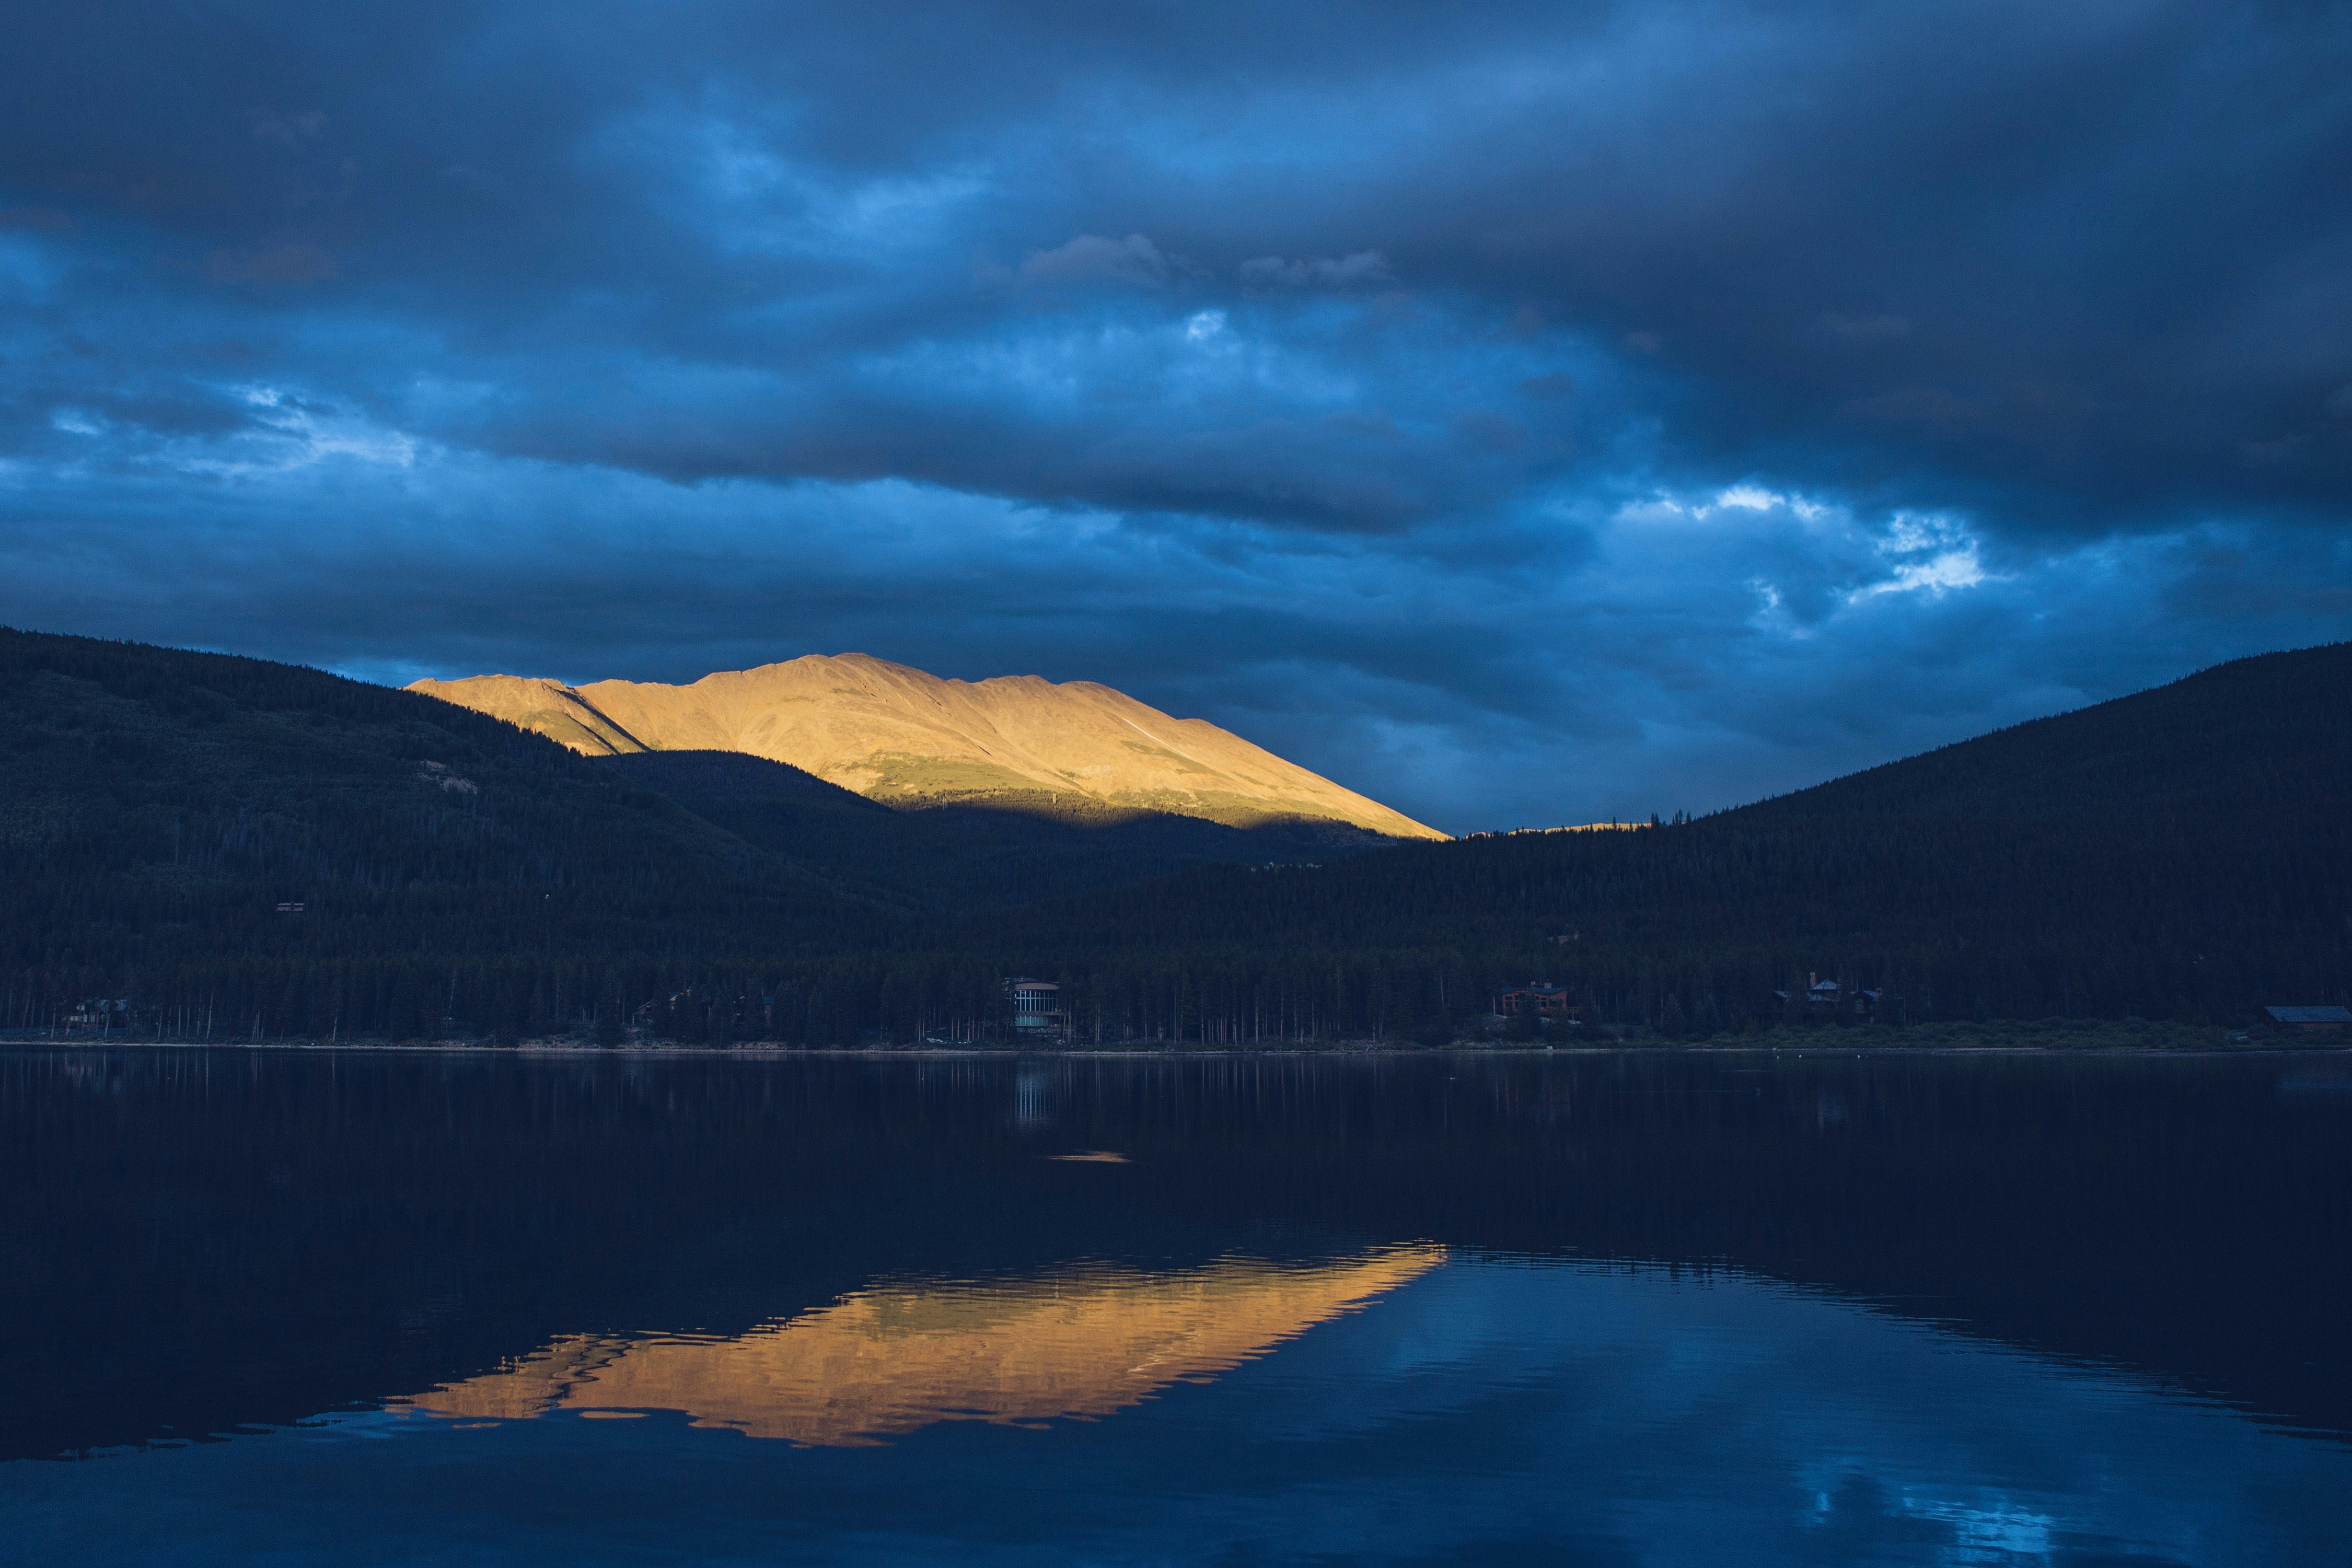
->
[4,628,2346,1045]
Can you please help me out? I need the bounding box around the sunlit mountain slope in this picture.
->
[403,1247,1444,1445]
[409,654,1443,839]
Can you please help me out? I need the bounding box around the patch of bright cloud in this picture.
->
[1868,549,1989,596]
[1619,485,1830,523]
[178,385,422,475]
[1852,512,1993,600]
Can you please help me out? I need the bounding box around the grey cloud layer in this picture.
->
[2,0,2347,828]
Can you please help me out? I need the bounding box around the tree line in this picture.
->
[4,628,2347,1043]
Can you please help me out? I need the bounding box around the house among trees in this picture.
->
[1774,974,1894,1021]
[1004,978,1067,1041]
[1493,983,1577,1020]
[64,998,133,1033]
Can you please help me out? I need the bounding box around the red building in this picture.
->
[1493,983,1578,1020]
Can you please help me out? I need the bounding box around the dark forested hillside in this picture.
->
[5,630,2347,1044]
[970,641,2352,1040]
[1742,640,2351,824]
[600,751,1385,915]
[0,629,899,1041]
[0,631,1380,1043]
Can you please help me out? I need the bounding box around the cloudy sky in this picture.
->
[4,2,2347,831]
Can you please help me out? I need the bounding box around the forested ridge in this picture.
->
[3,628,2346,1043]
[0,630,889,1041]
[976,641,2352,1038]
[601,750,1394,917]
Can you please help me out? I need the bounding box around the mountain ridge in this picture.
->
[982,640,2352,1025]
[7,626,2344,1041]
[407,654,1444,840]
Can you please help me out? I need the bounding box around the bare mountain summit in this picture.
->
[407,655,1445,840]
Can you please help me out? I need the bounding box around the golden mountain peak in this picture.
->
[408,655,1444,839]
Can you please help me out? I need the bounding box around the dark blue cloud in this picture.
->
[3,1,2347,831]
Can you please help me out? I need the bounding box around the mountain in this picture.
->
[982,641,2352,1034]
[0,629,1403,1043]
[8,627,2345,1043]
[0,628,896,1041]
[1735,638,2351,826]
[406,654,1443,840]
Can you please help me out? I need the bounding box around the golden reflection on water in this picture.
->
[400,1246,1444,1446]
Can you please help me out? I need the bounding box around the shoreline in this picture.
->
[0,1037,2334,1060]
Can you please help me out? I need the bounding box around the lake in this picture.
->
[3,1047,2348,1564]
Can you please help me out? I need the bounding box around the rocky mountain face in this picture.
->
[409,654,1444,839]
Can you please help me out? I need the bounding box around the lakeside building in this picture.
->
[1772,974,1896,1021]
[1004,978,1068,1041]
[1493,984,1577,1020]
[63,998,134,1034]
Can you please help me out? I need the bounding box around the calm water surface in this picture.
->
[3,1048,2348,1564]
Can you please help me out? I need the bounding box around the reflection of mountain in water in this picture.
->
[7,1051,2349,1460]
[404,1249,1441,1444]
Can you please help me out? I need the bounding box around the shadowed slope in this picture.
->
[601,750,1393,914]
[983,641,2352,1023]
[409,655,1443,840]
[0,628,893,1031]
[1734,638,2352,824]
